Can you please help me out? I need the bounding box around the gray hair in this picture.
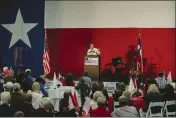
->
[122,90,131,100]
[14,111,24,117]
[1,92,11,104]
[97,96,106,106]
[93,91,104,102]
[118,96,129,106]
[3,82,13,91]
[13,83,21,92]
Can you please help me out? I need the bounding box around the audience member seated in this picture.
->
[22,93,34,117]
[3,81,13,92]
[122,90,132,101]
[163,84,176,101]
[0,92,14,117]
[155,72,166,93]
[113,82,126,101]
[14,111,24,117]
[31,82,43,109]
[10,83,24,112]
[55,98,77,117]
[112,96,139,117]
[4,69,15,84]
[30,97,54,117]
[98,81,109,102]
[91,96,111,117]
[90,91,104,111]
[141,84,163,114]
[36,77,48,97]
[145,78,158,94]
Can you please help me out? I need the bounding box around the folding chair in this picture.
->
[114,101,119,110]
[146,101,165,117]
[164,100,176,117]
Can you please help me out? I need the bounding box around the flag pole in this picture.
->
[139,28,143,74]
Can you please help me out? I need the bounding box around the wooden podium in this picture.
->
[84,55,100,81]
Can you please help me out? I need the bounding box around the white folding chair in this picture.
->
[146,101,165,117]
[114,101,119,110]
[164,100,176,117]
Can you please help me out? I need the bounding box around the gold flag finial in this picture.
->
[139,28,141,37]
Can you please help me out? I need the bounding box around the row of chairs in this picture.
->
[114,100,176,117]
[140,100,176,117]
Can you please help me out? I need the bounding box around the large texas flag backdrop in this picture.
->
[0,0,44,76]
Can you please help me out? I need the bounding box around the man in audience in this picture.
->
[155,72,166,91]
[112,96,139,117]
[30,97,54,117]
[91,96,111,117]
[0,92,14,117]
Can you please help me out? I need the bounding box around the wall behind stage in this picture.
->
[45,1,175,78]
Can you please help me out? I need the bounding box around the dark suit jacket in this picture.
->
[142,92,163,112]
[55,110,77,117]
[0,104,15,117]
[30,108,54,117]
[10,92,24,111]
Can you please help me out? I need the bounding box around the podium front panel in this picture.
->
[84,56,100,81]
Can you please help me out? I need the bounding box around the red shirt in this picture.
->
[91,106,111,117]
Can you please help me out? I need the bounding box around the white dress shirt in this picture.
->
[87,48,100,56]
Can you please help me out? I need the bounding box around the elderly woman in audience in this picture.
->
[90,96,111,117]
[112,96,139,117]
[163,84,176,101]
[0,92,14,117]
[122,90,132,101]
[113,82,126,101]
[140,84,163,115]
[3,81,13,92]
[14,111,24,117]
[10,83,24,112]
[31,97,54,117]
[89,91,104,113]
[31,82,43,109]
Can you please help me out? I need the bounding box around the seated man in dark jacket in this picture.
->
[0,92,15,117]
[30,97,54,117]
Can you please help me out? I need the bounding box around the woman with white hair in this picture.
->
[90,96,111,117]
[31,82,43,109]
[10,83,24,112]
[0,92,14,117]
[90,91,104,111]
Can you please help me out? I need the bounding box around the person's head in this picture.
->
[8,70,14,77]
[90,44,94,49]
[65,73,73,86]
[97,96,106,107]
[13,83,21,92]
[32,82,40,92]
[1,91,11,104]
[122,90,132,100]
[40,97,53,111]
[146,78,157,87]
[4,82,13,91]
[158,72,164,77]
[98,81,104,91]
[25,69,32,76]
[24,93,32,104]
[59,98,68,112]
[92,82,100,93]
[84,72,88,77]
[14,111,24,117]
[147,84,160,93]
[165,84,174,94]
[93,91,104,102]
[118,96,129,107]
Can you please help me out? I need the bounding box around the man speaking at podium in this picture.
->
[87,44,101,56]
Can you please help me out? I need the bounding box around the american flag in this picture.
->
[138,33,143,73]
[43,30,50,75]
